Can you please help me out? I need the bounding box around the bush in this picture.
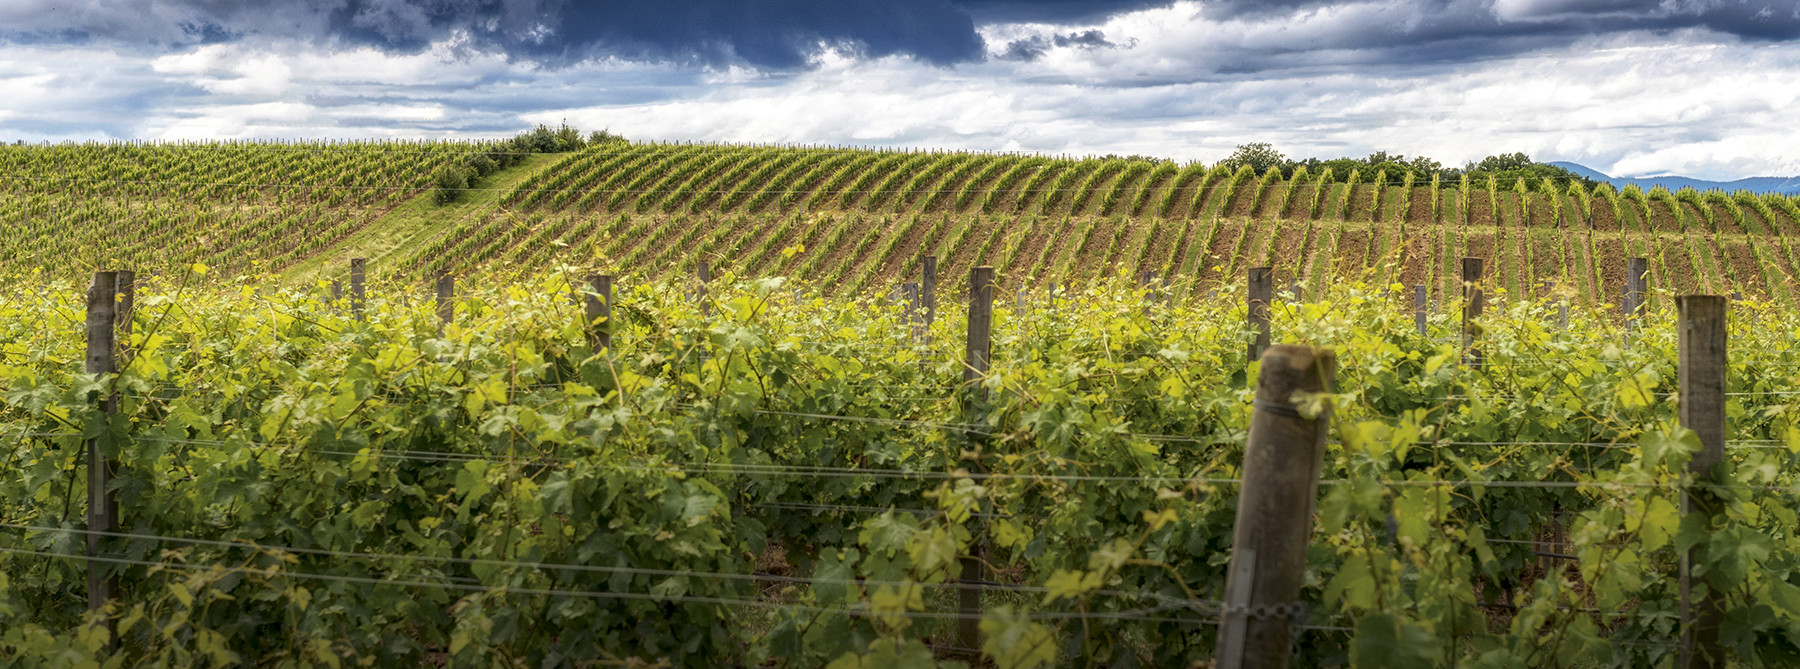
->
[434,166,470,204]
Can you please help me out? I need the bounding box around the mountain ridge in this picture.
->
[1548,161,1800,195]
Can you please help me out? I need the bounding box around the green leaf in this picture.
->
[981,606,1057,669]
[1351,612,1437,669]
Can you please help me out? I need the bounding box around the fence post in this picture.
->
[116,270,135,365]
[1217,345,1335,669]
[903,282,922,344]
[923,256,938,329]
[330,280,342,310]
[1462,258,1484,368]
[1626,257,1647,331]
[1247,267,1272,362]
[586,274,613,351]
[697,261,712,316]
[959,266,995,652]
[435,273,454,330]
[1678,295,1727,669]
[1413,284,1427,336]
[85,272,119,617]
[1140,270,1158,316]
[350,258,366,322]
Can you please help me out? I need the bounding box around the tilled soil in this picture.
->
[1468,191,1496,227]
[1227,180,1262,218]
[1405,187,1434,225]
[1283,183,1320,219]
[1347,185,1375,223]
[1335,228,1372,280]
[1648,199,1681,232]
[1724,241,1767,298]
[1196,221,1243,287]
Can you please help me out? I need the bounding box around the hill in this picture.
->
[1548,161,1800,195]
[6,141,1800,306]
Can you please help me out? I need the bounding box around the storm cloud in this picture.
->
[5,0,1800,71]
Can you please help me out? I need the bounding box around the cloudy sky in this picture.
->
[4,0,1800,179]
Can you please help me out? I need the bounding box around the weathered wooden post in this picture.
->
[697,260,712,316]
[902,281,923,344]
[1678,295,1726,669]
[1413,284,1427,336]
[116,270,134,366]
[959,266,995,651]
[435,273,454,329]
[350,258,367,322]
[1217,345,1335,669]
[586,274,613,351]
[1247,267,1272,362]
[1140,270,1158,316]
[923,256,939,329]
[1462,258,1484,368]
[85,272,119,615]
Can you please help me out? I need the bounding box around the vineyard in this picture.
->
[3,266,1800,666]
[4,142,1800,306]
[6,140,1800,666]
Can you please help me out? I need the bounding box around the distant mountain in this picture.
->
[1548,161,1800,195]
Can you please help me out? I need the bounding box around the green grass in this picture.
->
[281,154,558,284]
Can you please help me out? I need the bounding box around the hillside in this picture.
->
[1548,161,1800,196]
[6,141,1800,306]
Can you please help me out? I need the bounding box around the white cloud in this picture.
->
[5,13,1800,180]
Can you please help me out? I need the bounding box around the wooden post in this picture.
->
[1626,257,1647,331]
[1247,267,1272,362]
[350,258,366,322]
[1217,345,1335,669]
[586,274,613,351]
[1288,281,1301,302]
[902,281,922,344]
[1558,297,1569,332]
[330,280,342,307]
[959,266,994,651]
[116,270,134,366]
[1462,258,1484,368]
[434,274,454,328]
[1140,270,1158,316]
[922,257,938,329]
[697,261,712,316]
[85,272,119,615]
[1678,295,1727,669]
[1414,284,1427,336]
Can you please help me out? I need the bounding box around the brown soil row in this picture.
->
[1529,233,1561,296]
[1405,187,1434,225]
[1765,201,1800,235]
[1663,243,1700,295]
[1723,241,1766,297]
[1396,226,1432,289]
[1528,194,1556,228]
[871,214,949,284]
[1196,221,1242,287]
[1347,185,1375,223]
[1227,179,1261,218]
[1590,196,1619,232]
[1336,228,1372,280]
[1271,221,1308,280]
[1468,192,1496,227]
[1648,199,1681,232]
[1594,236,1626,307]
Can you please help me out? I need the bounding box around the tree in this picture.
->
[1219,142,1287,175]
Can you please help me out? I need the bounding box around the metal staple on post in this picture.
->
[85,272,119,617]
[1247,267,1272,363]
[958,266,994,652]
[1217,345,1335,669]
[1678,295,1726,669]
